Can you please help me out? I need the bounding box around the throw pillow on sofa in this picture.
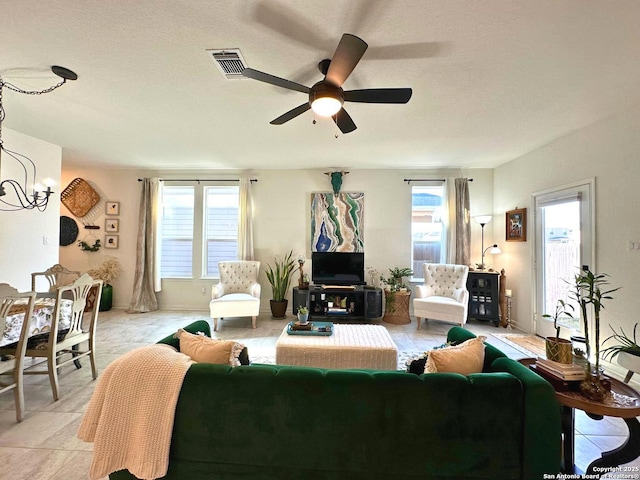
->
[175,329,245,367]
[424,336,486,375]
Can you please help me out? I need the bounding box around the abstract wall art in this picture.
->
[311,192,364,252]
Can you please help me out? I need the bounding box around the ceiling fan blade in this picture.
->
[243,68,310,94]
[251,2,331,51]
[367,42,450,60]
[344,88,412,104]
[325,34,368,87]
[333,108,357,134]
[270,103,311,125]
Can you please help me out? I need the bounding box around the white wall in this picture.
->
[0,128,61,291]
[493,105,640,378]
[57,167,493,312]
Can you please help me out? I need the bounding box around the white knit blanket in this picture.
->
[78,344,193,480]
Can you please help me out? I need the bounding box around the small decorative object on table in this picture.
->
[287,321,333,336]
[297,306,309,325]
[297,256,309,289]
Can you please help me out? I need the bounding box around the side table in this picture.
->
[383,291,411,325]
[556,377,640,475]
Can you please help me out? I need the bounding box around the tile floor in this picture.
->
[0,309,638,479]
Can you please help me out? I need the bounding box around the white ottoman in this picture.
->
[275,324,398,370]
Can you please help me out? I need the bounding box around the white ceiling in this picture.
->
[2,1,640,171]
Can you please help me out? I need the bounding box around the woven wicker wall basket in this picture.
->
[60,178,100,217]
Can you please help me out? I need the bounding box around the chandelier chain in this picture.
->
[1,78,66,96]
[0,68,74,212]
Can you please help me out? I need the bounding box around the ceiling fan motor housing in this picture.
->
[309,81,344,109]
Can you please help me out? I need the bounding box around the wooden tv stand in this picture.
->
[292,285,383,322]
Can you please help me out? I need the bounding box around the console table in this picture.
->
[292,285,383,322]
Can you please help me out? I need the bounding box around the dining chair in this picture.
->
[23,273,102,401]
[0,284,36,422]
[31,263,81,295]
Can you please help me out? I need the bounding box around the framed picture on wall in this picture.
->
[104,235,119,249]
[105,218,119,232]
[506,208,527,242]
[106,201,120,216]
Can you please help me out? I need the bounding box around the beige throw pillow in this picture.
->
[424,336,487,375]
[175,329,244,367]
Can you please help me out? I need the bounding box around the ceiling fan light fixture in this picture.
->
[309,81,343,117]
[311,96,342,117]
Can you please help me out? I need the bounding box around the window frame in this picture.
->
[410,182,446,280]
[160,181,240,280]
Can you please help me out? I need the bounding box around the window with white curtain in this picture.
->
[411,184,446,277]
[160,184,239,279]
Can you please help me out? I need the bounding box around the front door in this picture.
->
[533,180,595,338]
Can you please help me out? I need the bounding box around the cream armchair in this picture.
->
[413,263,469,329]
[210,261,261,331]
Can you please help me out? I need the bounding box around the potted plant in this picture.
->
[542,299,574,364]
[265,250,297,319]
[602,323,640,379]
[297,306,309,324]
[568,269,620,400]
[381,267,413,314]
[86,257,121,311]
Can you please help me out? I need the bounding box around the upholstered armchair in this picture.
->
[210,261,261,331]
[413,263,469,329]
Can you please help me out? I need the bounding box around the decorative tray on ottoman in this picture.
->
[286,321,334,336]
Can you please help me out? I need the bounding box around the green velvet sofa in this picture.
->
[110,321,561,480]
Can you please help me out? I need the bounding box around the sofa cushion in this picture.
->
[176,329,244,367]
[424,336,486,374]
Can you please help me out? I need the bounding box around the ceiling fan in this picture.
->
[242,33,412,134]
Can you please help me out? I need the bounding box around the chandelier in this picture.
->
[0,65,77,211]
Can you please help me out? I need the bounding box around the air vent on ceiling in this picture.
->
[207,48,248,79]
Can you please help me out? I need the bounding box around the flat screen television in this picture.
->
[311,252,365,286]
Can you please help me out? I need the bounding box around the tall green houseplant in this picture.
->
[568,269,619,400]
[265,250,296,318]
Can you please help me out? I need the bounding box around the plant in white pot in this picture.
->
[542,298,574,364]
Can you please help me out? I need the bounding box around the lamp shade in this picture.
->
[474,215,492,225]
[489,245,502,255]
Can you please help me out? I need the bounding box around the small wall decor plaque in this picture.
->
[104,235,119,249]
[506,208,527,242]
[105,218,119,232]
[106,201,120,216]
